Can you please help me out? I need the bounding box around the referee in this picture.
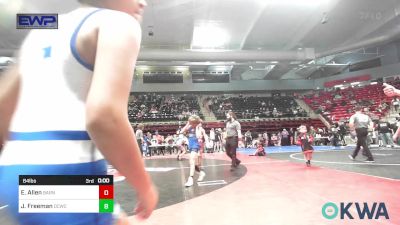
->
[225,111,243,170]
[348,106,375,162]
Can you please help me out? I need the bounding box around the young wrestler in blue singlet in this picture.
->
[0,0,157,224]
[180,115,208,187]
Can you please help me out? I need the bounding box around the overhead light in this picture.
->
[175,66,188,72]
[0,0,22,27]
[334,84,343,88]
[350,82,360,86]
[191,21,229,49]
[325,63,349,66]
[183,61,235,66]
[249,65,275,71]
[1,0,22,12]
[136,66,149,70]
[0,57,14,64]
[213,66,229,71]
[190,49,231,52]
[370,82,378,85]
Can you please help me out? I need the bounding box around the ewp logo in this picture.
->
[322,202,389,220]
[17,14,58,29]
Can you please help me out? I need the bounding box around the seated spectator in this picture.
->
[270,133,279,146]
[252,142,266,156]
[155,131,164,145]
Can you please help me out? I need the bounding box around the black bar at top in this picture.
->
[19,175,113,185]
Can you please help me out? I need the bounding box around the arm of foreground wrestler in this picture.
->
[383,83,400,97]
[393,127,400,142]
[0,64,21,150]
[85,12,157,220]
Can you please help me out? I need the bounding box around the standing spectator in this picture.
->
[221,128,227,152]
[209,128,215,152]
[144,132,153,157]
[214,128,223,152]
[392,97,400,112]
[244,130,252,148]
[136,124,145,157]
[309,126,317,145]
[330,124,340,146]
[281,129,290,146]
[377,119,395,147]
[337,120,347,146]
[262,131,269,146]
[288,128,295,145]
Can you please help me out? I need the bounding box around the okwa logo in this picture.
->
[322,202,389,220]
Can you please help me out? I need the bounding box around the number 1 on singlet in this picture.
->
[43,46,52,58]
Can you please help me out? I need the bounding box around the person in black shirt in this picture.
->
[337,121,347,146]
[330,124,340,146]
[244,130,252,148]
[377,119,395,147]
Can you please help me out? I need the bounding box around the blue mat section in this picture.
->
[237,145,353,155]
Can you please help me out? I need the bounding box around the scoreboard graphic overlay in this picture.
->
[19,175,113,213]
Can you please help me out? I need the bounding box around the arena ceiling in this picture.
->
[1,0,400,80]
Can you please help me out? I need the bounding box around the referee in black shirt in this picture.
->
[348,106,374,162]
